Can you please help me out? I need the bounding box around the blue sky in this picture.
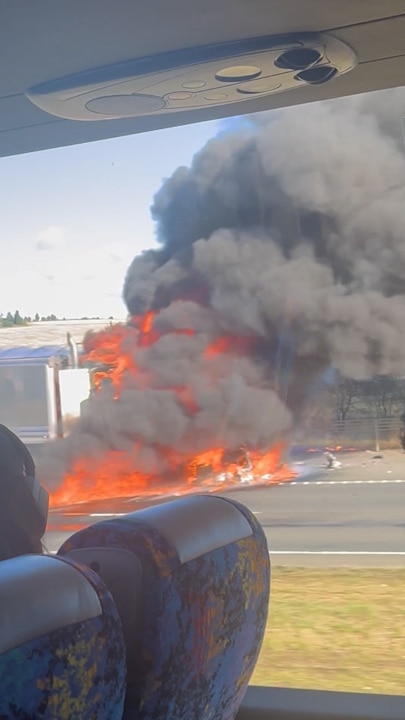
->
[0,119,222,320]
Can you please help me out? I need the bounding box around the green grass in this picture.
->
[252,568,405,695]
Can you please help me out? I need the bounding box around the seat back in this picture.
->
[59,494,270,720]
[0,553,126,720]
[66,546,143,663]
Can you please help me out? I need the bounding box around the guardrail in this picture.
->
[295,416,402,451]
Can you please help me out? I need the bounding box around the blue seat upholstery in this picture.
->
[59,494,270,720]
[0,554,126,720]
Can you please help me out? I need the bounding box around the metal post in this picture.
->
[374,417,380,453]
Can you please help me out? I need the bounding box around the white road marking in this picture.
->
[53,511,129,517]
[89,512,128,517]
[286,479,405,486]
[269,550,405,556]
[50,478,405,518]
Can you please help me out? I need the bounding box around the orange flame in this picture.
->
[49,312,296,507]
[49,441,295,508]
[204,334,256,358]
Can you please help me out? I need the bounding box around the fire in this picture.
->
[49,311,296,508]
[204,334,256,358]
[85,322,138,393]
[49,441,295,507]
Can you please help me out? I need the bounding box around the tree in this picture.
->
[330,376,362,422]
[360,376,405,418]
[13,310,24,325]
[1,312,14,327]
[34,313,40,322]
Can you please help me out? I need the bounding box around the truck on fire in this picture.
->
[0,334,92,444]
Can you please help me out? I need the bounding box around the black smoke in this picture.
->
[37,87,405,489]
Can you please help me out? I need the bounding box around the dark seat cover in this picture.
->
[59,494,270,720]
[0,553,126,720]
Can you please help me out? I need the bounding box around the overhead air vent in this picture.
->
[275,48,322,70]
[25,33,357,121]
[296,66,338,84]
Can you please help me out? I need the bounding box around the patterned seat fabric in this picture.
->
[59,494,270,720]
[0,554,126,720]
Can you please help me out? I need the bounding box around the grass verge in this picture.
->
[251,567,405,695]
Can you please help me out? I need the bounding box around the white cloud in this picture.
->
[36,225,65,251]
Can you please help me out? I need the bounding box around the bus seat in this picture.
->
[65,546,143,667]
[58,494,270,720]
[0,553,126,720]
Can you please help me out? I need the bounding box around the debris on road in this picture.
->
[325,451,342,469]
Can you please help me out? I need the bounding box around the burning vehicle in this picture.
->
[43,309,296,508]
[0,339,91,444]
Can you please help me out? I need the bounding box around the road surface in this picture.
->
[45,461,405,567]
[226,478,405,566]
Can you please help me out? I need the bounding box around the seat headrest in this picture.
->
[0,553,127,720]
[118,494,253,563]
[0,554,102,654]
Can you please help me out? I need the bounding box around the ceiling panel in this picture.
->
[333,15,405,61]
[2,0,405,157]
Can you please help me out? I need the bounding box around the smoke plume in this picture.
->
[37,87,405,491]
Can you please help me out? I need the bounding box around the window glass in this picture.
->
[2,86,404,695]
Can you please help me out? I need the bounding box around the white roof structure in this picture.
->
[0,319,126,349]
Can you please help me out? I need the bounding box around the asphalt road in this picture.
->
[226,479,405,566]
[45,459,405,567]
